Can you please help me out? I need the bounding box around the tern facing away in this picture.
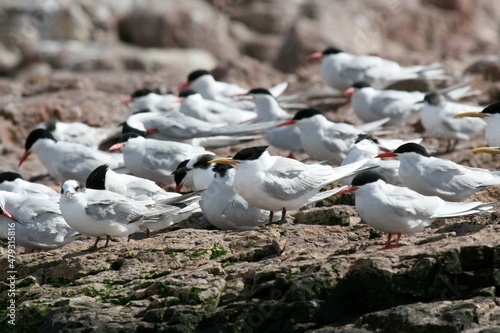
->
[208,145,370,223]
[338,171,496,249]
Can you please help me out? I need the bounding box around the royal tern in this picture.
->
[0,191,79,251]
[341,134,401,186]
[453,101,500,147]
[278,108,388,162]
[0,172,58,198]
[377,143,500,201]
[36,120,121,150]
[208,145,370,222]
[85,165,200,236]
[60,180,177,247]
[344,82,424,125]
[109,133,206,184]
[179,89,257,124]
[246,88,303,157]
[19,129,125,183]
[172,154,217,192]
[419,92,486,151]
[308,47,447,91]
[338,171,495,249]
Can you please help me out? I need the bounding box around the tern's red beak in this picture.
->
[337,185,358,195]
[178,82,191,93]
[343,87,356,104]
[232,93,252,101]
[109,143,124,151]
[277,119,296,127]
[18,151,31,167]
[376,151,398,158]
[2,208,16,221]
[307,52,323,60]
[146,128,159,135]
[121,96,133,105]
[174,183,183,193]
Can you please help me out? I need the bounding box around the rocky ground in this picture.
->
[1,0,500,332]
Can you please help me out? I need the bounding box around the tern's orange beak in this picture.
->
[178,82,191,93]
[453,112,488,119]
[174,184,183,193]
[337,185,358,195]
[307,52,323,60]
[208,158,239,165]
[18,151,31,167]
[471,147,500,154]
[109,143,124,151]
[376,152,398,158]
[277,119,296,127]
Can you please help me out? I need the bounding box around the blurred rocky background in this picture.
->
[1,0,500,332]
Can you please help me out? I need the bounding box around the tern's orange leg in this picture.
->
[104,235,110,247]
[93,236,101,248]
[287,152,295,159]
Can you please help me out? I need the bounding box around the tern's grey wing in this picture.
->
[142,147,184,171]
[440,114,486,137]
[194,120,282,138]
[321,125,359,155]
[263,159,332,200]
[85,193,146,224]
[383,187,437,228]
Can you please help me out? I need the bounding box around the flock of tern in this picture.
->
[2,47,500,252]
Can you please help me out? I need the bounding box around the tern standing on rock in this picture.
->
[338,171,496,249]
[60,180,178,248]
[208,145,370,223]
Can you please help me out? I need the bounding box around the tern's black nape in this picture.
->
[423,92,442,106]
[187,69,211,82]
[86,164,109,190]
[351,171,386,187]
[292,108,322,121]
[0,171,23,183]
[131,88,154,99]
[25,129,57,151]
[193,154,217,169]
[173,159,189,186]
[213,163,233,178]
[322,47,343,55]
[480,101,500,115]
[247,88,272,96]
[393,143,431,157]
[42,120,57,132]
[233,146,269,161]
[118,132,143,143]
[122,123,147,137]
[355,133,379,145]
[179,89,198,98]
[352,81,371,89]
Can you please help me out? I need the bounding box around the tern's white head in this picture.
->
[61,180,86,199]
